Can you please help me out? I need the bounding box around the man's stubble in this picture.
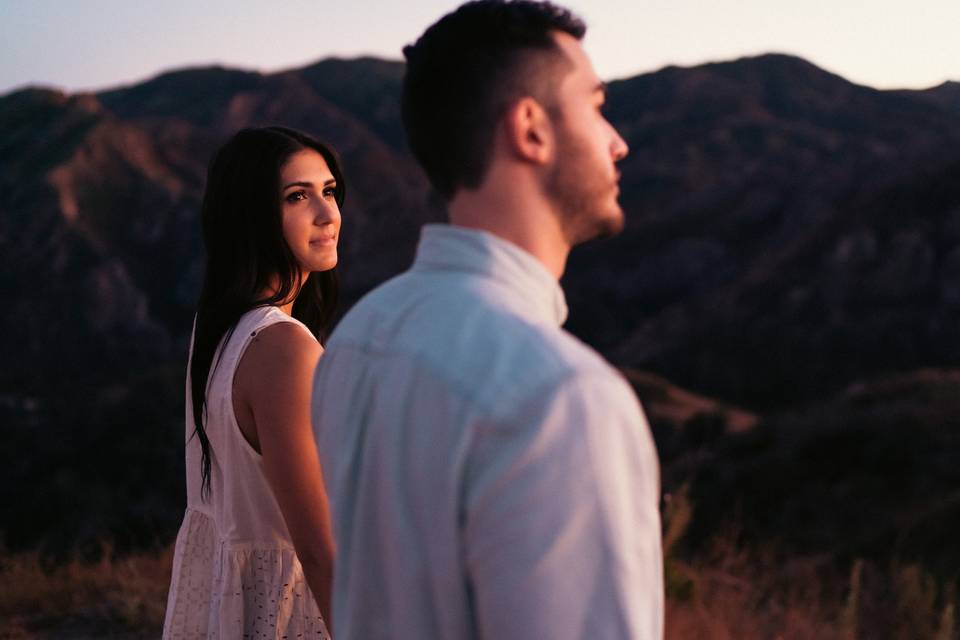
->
[544,119,624,247]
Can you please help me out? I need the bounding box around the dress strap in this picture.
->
[219,307,316,376]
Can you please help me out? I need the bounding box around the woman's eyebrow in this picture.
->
[282,178,337,190]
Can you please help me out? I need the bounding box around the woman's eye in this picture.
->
[286,190,307,203]
[323,187,336,198]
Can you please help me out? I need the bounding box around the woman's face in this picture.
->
[278,148,341,276]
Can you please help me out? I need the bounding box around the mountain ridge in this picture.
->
[5,52,960,401]
[4,52,960,562]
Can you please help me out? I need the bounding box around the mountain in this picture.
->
[686,368,960,577]
[568,54,960,408]
[5,53,960,403]
[1,61,439,394]
[0,62,441,553]
[3,53,960,558]
[906,80,960,115]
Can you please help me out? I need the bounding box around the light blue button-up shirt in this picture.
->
[312,224,664,639]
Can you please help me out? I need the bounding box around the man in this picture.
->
[311,1,664,638]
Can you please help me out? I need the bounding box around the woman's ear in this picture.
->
[502,96,554,166]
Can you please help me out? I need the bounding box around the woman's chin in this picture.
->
[308,254,338,273]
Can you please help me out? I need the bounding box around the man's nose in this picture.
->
[612,128,629,162]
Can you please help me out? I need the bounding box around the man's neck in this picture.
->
[447,181,570,279]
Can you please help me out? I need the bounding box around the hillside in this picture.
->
[2,54,960,573]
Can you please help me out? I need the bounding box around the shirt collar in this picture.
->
[412,223,569,327]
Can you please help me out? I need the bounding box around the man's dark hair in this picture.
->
[402,0,585,200]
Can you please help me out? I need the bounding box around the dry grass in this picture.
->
[0,545,172,639]
[1,537,956,639]
[664,541,959,640]
[665,537,842,640]
[659,489,958,640]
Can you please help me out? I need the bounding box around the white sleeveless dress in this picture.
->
[163,306,331,639]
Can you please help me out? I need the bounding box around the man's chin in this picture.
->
[593,206,625,240]
[568,211,623,245]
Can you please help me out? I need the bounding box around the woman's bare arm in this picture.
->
[234,322,334,627]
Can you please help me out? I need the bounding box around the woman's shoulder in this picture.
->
[240,312,321,373]
[232,306,311,343]
[232,313,322,437]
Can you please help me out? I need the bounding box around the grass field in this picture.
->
[2,536,955,639]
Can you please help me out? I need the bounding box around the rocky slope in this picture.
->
[2,54,960,563]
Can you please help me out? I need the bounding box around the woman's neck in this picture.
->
[259,273,307,317]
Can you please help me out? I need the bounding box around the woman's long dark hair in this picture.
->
[191,126,345,499]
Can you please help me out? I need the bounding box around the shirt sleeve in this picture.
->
[463,369,664,640]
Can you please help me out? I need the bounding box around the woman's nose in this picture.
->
[314,201,340,226]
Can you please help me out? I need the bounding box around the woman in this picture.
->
[163,126,342,639]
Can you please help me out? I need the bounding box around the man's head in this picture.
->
[402,0,629,242]
[402,1,583,200]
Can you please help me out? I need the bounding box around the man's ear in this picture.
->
[502,97,553,165]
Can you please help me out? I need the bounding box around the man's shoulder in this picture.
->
[434,316,624,425]
[325,269,621,415]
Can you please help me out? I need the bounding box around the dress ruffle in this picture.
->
[163,509,331,639]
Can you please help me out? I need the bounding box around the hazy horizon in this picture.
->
[2,0,958,96]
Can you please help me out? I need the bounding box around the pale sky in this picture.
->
[1,0,958,95]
